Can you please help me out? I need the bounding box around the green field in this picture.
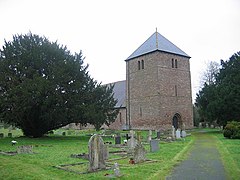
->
[0,128,239,179]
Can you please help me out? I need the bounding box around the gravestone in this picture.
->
[133,143,147,163]
[172,126,176,139]
[136,131,142,143]
[113,162,121,177]
[148,130,152,142]
[103,144,109,160]
[156,130,161,139]
[115,135,121,145]
[199,122,202,128]
[17,145,33,154]
[0,133,4,138]
[88,134,106,171]
[206,123,209,128]
[176,129,181,139]
[150,139,159,152]
[127,130,137,149]
[181,130,187,138]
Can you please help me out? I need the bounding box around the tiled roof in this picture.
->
[126,31,190,60]
[107,80,126,108]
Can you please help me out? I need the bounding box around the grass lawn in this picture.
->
[212,130,240,179]
[0,129,193,180]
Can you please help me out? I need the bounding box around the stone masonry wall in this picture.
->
[126,51,193,130]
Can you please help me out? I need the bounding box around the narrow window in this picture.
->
[119,112,122,123]
[141,60,144,69]
[175,85,178,96]
[175,59,178,68]
[140,107,142,117]
[138,61,141,70]
[172,59,174,68]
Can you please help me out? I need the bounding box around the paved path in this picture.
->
[166,131,227,180]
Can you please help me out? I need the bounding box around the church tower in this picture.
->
[125,31,193,130]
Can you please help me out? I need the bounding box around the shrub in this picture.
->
[223,121,240,139]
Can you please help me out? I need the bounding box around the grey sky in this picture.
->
[0,0,239,101]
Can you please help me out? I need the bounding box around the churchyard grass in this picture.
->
[0,129,194,179]
[213,130,240,179]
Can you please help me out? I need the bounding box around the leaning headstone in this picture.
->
[176,129,181,139]
[172,126,176,139]
[181,130,187,138]
[133,143,147,163]
[17,145,33,154]
[88,134,106,171]
[150,139,159,152]
[115,135,121,145]
[0,133,4,138]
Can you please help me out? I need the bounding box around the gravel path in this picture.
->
[166,131,227,180]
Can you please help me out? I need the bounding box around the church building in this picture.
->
[108,31,193,130]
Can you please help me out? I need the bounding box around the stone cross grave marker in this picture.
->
[150,139,159,152]
[88,134,106,171]
[133,143,147,163]
[127,130,137,149]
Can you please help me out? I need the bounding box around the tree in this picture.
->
[200,61,220,87]
[0,33,118,137]
[196,52,240,126]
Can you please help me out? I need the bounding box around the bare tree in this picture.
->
[200,61,220,87]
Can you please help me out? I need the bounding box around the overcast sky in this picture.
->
[0,0,239,101]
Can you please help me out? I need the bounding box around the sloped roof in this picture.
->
[107,80,126,108]
[126,31,190,60]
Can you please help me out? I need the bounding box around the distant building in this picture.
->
[108,31,193,130]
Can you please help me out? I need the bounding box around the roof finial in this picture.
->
[156,27,158,49]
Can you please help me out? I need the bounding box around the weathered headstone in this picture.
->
[176,129,181,139]
[148,130,152,142]
[88,134,106,171]
[127,130,137,149]
[206,123,209,128]
[133,143,147,163]
[113,162,121,177]
[136,131,142,143]
[17,145,33,154]
[150,139,159,152]
[0,133,4,138]
[115,135,121,145]
[172,126,176,139]
[199,122,202,128]
[181,130,187,138]
[156,130,161,139]
[103,144,109,160]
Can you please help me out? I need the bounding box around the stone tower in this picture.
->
[125,31,193,130]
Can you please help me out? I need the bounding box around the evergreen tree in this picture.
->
[196,52,240,126]
[0,33,118,137]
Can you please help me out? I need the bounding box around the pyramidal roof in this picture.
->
[126,31,190,60]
